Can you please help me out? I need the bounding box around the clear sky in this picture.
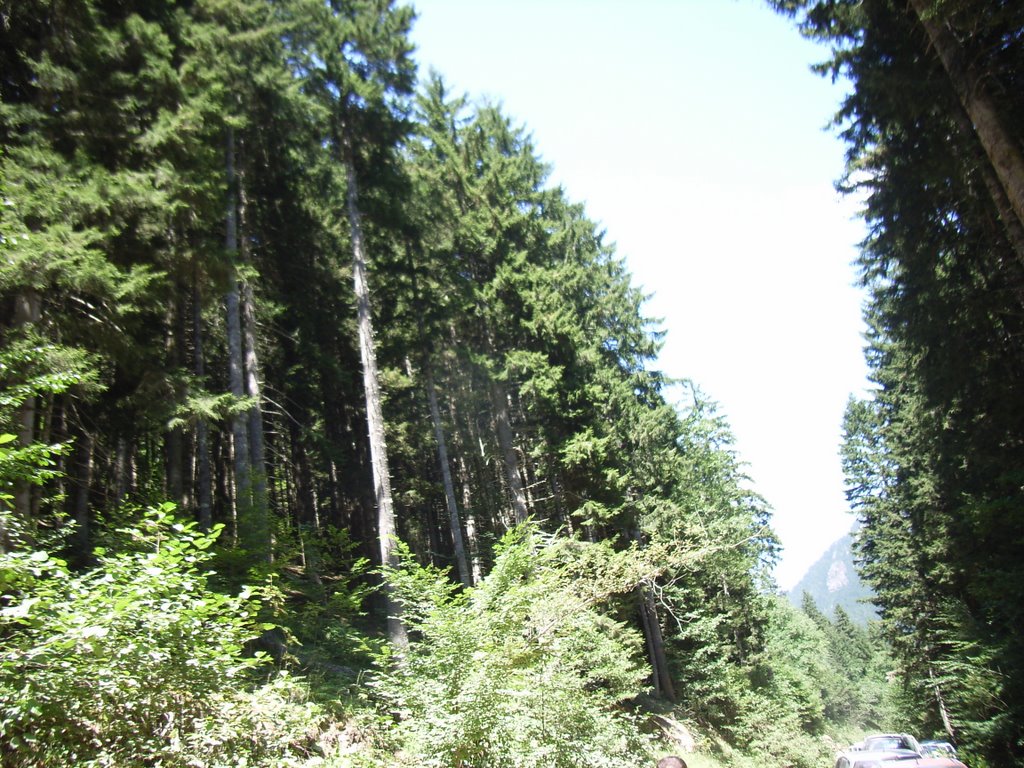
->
[408,0,872,591]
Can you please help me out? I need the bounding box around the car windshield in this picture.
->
[865,737,914,751]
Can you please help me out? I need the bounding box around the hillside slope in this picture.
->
[787,532,877,625]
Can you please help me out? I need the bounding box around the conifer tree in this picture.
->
[772,0,1024,759]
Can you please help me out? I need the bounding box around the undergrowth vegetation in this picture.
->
[376,529,657,767]
[0,504,906,767]
[0,505,329,768]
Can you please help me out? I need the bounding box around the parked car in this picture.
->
[833,751,966,768]
[920,741,957,759]
[834,749,922,768]
[862,734,924,755]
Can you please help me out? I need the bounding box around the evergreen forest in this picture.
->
[1,0,1022,765]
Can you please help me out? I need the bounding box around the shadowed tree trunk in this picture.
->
[10,290,41,543]
[489,376,528,525]
[193,279,213,531]
[639,585,676,701]
[290,418,322,586]
[165,282,186,508]
[909,0,1024,238]
[68,415,93,565]
[948,107,1024,270]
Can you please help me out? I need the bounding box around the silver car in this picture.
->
[861,734,924,754]
[834,749,922,768]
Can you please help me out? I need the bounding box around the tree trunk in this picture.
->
[192,279,213,531]
[242,279,270,560]
[426,363,471,586]
[290,418,322,587]
[639,585,676,701]
[344,155,406,646]
[224,128,253,550]
[68,419,93,565]
[113,434,135,505]
[10,289,41,544]
[929,665,957,745]
[458,453,483,585]
[909,0,1024,236]
[443,340,486,578]
[447,384,483,584]
[237,157,271,557]
[948,106,1024,271]
[489,376,529,524]
[165,283,186,508]
[638,589,662,697]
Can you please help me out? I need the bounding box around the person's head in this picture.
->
[657,757,687,768]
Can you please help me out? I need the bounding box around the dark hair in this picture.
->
[657,758,687,768]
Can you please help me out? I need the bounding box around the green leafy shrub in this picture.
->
[0,503,325,767]
[375,526,655,768]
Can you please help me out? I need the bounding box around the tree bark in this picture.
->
[165,282,186,508]
[446,383,483,585]
[11,289,41,542]
[947,106,1024,272]
[638,589,662,697]
[929,665,957,745]
[68,419,93,565]
[242,279,270,560]
[489,376,529,524]
[192,279,213,531]
[639,585,676,701]
[224,128,254,550]
[344,155,406,646]
[237,158,270,558]
[290,418,322,586]
[909,0,1024,237]
[426,363,471,586]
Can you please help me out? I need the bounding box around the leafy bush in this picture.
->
[0,503,325,767]
[375,526,656,768]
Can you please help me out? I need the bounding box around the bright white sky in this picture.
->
[409,0,872,591]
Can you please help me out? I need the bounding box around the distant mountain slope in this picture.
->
[786,532,878,625]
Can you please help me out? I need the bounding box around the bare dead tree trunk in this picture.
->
[344,154,406,647]
[910,0,1024,237]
